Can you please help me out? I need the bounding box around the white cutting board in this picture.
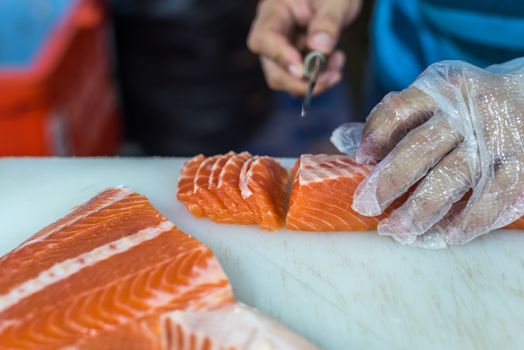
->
[1,158,523,350]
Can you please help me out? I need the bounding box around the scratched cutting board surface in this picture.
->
[0,157,523,350]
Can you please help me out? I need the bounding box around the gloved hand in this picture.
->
[333,58,524,248]
[247,0,361,96]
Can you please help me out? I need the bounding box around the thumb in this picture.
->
[307,0,359,52]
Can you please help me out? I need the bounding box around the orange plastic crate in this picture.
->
[0,0,120,156]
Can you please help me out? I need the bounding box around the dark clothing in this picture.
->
[111,1,272,156]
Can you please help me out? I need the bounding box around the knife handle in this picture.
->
[303,51,327,79]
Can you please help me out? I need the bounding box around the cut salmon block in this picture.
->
[0,187,317,349]
[286,154,387,231]
[177,152,288,231]
[286,154,524,232]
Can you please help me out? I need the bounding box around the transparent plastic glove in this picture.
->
[347,58,524,247]
[330,122,364,156]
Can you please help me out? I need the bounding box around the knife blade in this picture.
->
[301,51,326,117]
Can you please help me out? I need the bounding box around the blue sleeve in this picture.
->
[372,0,524,92]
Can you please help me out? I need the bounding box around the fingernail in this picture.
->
[355,147,377,165]
[311,32,333,51]
[351,193,382,217]
[378,212,412,237]
[288,64,303,78]
[352,179,382,216]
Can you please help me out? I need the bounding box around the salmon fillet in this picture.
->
[177,152,288,231]
[72,303,318,350]
[0,187,317,349]
[286,154,524,232]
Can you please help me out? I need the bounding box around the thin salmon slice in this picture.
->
[240,156,289,231]
[208,151,235,190]
[176,155,206,218]
[286,154,524,232]
[0,188,318,349]
[215,151,258,225]
[210,151,258,225]
[193,154,234,223]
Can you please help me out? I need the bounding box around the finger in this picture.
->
[316,51,345,85]
[408,230,448,249]
[313,72,342,96]
[378,144,473,241]
[356,87,437,164]
[308,0,360,52]
[288,0,313,27]
[247,1,304,78]
[352,112,463,216]
[260,57,309,95]
[326,50,346,71]
[436,156,524,245]
[274,51,345,97]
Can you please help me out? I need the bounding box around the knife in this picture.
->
[301,51,327,117]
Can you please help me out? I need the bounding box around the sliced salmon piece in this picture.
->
[208,151,235,190]
[176,155,206,218]
[215,152,258,225]
[0,188,318,349]
[239,157,260,219]
[178,153,288,230]
[286,154,524,232]
[240,156,288,231]
[193,154,234,223]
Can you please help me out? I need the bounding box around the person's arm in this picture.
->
[346,58,524,247]
[247,0,361,96]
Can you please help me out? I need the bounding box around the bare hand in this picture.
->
[247,0,361,96]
